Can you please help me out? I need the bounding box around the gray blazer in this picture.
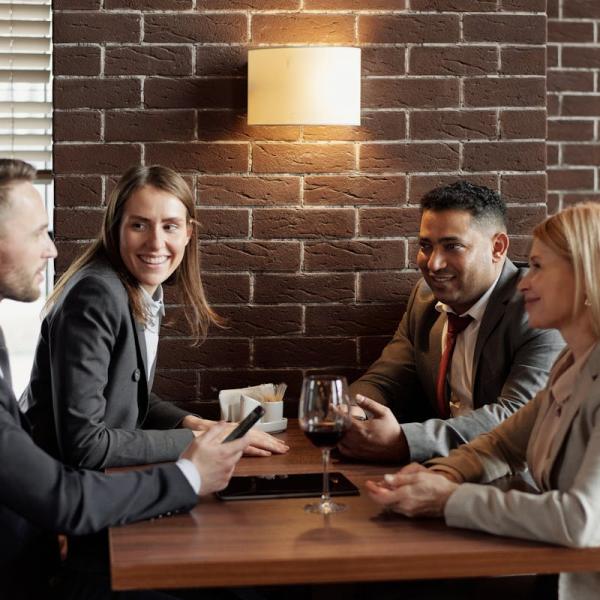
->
[0,341,197,599]
[430,343,600,600]
[350,260,565,461]
[26,259,193,469]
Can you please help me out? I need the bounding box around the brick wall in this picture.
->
[52,1,548,413]
[547,0,600,213]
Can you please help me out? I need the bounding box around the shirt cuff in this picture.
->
[176,458,202,495]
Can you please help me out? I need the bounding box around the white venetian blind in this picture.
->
[0,0,51,169]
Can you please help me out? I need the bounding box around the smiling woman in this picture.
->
[24,165,288,471]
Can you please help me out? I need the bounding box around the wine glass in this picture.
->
[298,374,352,514]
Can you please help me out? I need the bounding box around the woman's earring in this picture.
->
[585,297,592,307]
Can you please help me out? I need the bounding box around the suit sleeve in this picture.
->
[0,404,197,535]
[440,394,600,548]
[402,319,565,462]
[48,276,193,470]
[145,392,191,429]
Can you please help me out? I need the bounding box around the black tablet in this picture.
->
[215,472,360,501]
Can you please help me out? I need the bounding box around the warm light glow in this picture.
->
[247,47,361,126]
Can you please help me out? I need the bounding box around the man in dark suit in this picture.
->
[340,181,564,464]
[0,159,249,599]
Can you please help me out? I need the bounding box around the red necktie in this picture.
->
[435,313,473,419]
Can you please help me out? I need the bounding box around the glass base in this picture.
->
[304,500,347,514]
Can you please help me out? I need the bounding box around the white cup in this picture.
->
[262,400,283,423]
[240,394,263,421]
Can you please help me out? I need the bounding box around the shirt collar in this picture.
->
[435,269,503,323]
[140,285,165,320]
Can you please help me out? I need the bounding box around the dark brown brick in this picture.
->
[548,21,594,43]
[361,143,459,173]
[53,45,101,76]
[196,208,249,239]
[305,176,406,207]
[547,144,559,167]
[145,78,245,110]
[144,14,247,43]
[507,238,533,264]
[501,0,545,9]
[562,96,600,117]
[106,0,191,7]
[54,78,141,109]
[500,47,546,76]
[507,206,547,235]
[202,274,250,305]
[465,77,545,108]
[563,193,600,206]
[463,15,546,44]
[501,174,547,204]
[463,142,545,172]
[563,0,600,18]
[254,273,355,304]
[252,14,355,44]
[304,112,406,143]
[252,143,355,174]
[153,370,198,404]
[410,0,496,9]
[105,46,192,76]
[547,45,559,68]
[359,15,459,44]
[547,0,559,18]
[254,338,356,368]
[304,241,405,271]
[363,78,459,110]
[359,207,420,237]
[54,111,101,142]
[547,71,594,93]
[548,119,595,142]
[548,169,595,191]
[359,336,393,368]
[54,175,103,207]
[54,12,140,43]
[145,143,248,173]
[305,0,404,7]
[358,271,421,303]
[547,93,560,117]
[196,47,246,77]
[500,109,546,140]
[202,0,298,7]
[562,47,600,69]
[54,208,103,240]
[54,0,100,7]
[410,46,497,76]
[362,47,406,77]
[201,241,301,271]
[158,338,250,369]
[198,176,300,207]
[198,111,300,142]
[105,110,195,142]
[563,145,600,166]
[253,209,355,239]
[306,305,401,336]
[409,175,498,203]
[54,241,91,274]
[54,144,141,174]
[410,110,496,140]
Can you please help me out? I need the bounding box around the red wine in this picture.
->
[304,423,347,448]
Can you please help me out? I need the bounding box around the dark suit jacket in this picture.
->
[26,259,193,469]
[350,259,565,462]
[0,367,197,600]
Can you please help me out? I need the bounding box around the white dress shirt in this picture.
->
[435,270,502,417]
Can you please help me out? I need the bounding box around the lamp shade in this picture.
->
[247,47,361,126]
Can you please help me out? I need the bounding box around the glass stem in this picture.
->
[321,447,331,506]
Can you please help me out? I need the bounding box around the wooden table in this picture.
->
[109,424,600,591]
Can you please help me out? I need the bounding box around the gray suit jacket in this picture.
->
[26,259,193,469]
[430,343,600,600]
[0,335,197,599]
[350,260,565,461]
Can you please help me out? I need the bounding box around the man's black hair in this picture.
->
[420,180,507,229]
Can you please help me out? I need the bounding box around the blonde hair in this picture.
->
[533,202,600,339]
[47,165,222,344]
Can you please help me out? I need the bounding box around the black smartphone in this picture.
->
[216,472,359,501]
[222,405,265,443]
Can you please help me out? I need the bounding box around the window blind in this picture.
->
[0,0,51,169]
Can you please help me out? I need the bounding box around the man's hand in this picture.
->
[365,464,458,518]
[337,395,409,463]
[181,422,247,496]
[182,414,289,457]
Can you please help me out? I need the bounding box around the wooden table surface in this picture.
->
[109,423,600,591]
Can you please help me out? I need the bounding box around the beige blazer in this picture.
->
[429,343,600,600]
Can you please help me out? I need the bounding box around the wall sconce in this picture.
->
[247,47,361,126]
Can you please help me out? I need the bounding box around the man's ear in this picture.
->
[491,231,509,262]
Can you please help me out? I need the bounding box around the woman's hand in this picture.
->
[366,463,459,518]
[181,415,289,456]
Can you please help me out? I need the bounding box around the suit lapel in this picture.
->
[129,313,150,421]
[472,260,518,401]
[425,311,445,410]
